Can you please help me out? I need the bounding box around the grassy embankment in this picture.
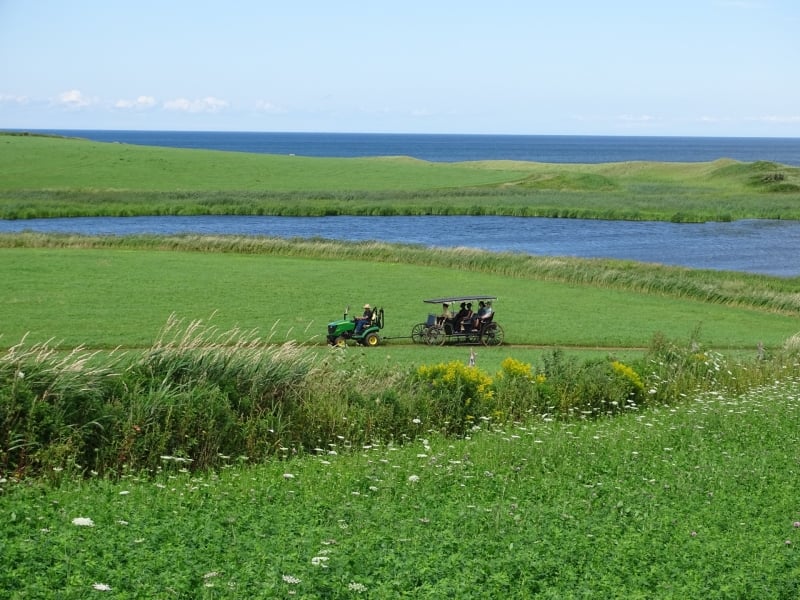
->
[2,131,800,221]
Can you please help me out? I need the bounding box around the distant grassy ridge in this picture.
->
[4,232,799,317]
[2,132,800,221]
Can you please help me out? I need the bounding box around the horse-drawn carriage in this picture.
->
[411,295,504,346]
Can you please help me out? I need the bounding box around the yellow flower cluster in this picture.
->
[499,357,534,380]
[611,360,644,392]
[416,360,494,403]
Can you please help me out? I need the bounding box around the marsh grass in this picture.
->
[4,232,800,316]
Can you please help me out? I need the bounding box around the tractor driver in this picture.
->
[354,303,373,334]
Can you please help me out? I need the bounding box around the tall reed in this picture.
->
[2,315,798,479]
[4,233,799,315]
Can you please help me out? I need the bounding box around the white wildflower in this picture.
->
[348,581,368,592]
[72,517,95,527]
[283,473,295,479]
[282,574,301,584]
[311,556,329,567]
[92,583,111,591]
[408,475,420,483]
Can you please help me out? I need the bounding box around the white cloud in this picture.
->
[0,93,29,105]
[617,114,658,123]
[54,89,95,109]
[255,100,285,113]
[748,115,800,124]
[164,96,228,113]
[115,95,157,110]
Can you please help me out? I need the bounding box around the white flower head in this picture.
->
[283,473,295,479]
[408,475,420,483]
[92,583,112,591]
[72,517,95,527]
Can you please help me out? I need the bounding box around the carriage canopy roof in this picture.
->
[423,295,497,304]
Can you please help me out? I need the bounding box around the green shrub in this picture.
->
[414,360,494,434]
[2,320,798,479]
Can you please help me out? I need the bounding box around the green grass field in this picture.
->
[3,378,800,597]
[3,133,800,597]
[2,132,800,221]
[1,240,798,360]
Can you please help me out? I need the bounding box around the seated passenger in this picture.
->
[436,302,452,326]
[472,301,493,329]
[454,302,469,325]
[459,302,474,331]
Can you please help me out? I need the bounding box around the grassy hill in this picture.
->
[2,132,800,221]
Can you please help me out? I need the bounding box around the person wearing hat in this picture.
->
[472,300,494,330]
[354,303,373,334]
[436,302,452,327]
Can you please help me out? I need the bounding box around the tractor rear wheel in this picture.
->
[364,332,380,347]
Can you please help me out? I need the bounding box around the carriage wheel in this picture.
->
[411,322,428,344]
[465,331,482,345]
[481,323,504,346]
[425,327,444,346]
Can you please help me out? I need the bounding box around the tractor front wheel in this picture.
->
[334,336,347,348]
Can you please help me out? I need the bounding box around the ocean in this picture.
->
[25,130,800,165]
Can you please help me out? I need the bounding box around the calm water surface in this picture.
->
[21,130,800,165]
[3,215,799,277]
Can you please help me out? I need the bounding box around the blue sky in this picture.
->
[1,0,798,136]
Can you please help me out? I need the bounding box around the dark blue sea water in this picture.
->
[22,130,800,165]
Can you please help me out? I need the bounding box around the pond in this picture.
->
[2,215,798,277]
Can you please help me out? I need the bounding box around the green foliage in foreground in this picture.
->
[2,315,799,479]
[3,378,800,598]
[2,133,800,221]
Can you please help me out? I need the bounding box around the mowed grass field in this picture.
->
[1,241,798,373]
[2,132,800,221]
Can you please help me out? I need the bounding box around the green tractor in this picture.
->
[327,304,385,347]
